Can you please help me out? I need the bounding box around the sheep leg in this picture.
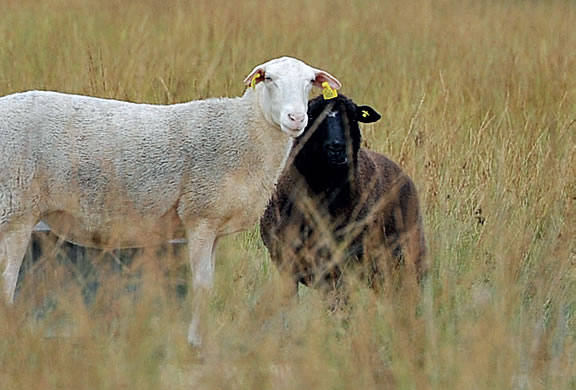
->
[270,249,300,302]
[186,225,217,347]
[1,218,37,303]
[278,269,299,302]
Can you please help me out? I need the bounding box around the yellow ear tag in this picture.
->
[322,81,338,100]
[362,110,369,118]
[250,73,261,89]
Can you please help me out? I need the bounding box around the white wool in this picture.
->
[0,89,289,247]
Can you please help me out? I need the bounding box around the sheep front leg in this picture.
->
[1,219,37,303]
[186,225,218,347]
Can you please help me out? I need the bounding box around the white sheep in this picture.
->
[0,56,342,346]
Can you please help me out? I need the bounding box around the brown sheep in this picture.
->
[260,95,426,300]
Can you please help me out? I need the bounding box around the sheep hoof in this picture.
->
[185,341,210,365]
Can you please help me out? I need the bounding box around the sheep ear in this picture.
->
[313,70,342,90]
[356,105,381,123]
[243,67,265,88]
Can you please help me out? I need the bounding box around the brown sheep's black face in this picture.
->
[321,109,352,166]
[302,96,381,169]
[293,95,381,192]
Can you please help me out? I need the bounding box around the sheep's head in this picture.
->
[294,95,381,177]
[244,57,341,137]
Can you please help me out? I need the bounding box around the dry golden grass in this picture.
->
[0,0,575,388]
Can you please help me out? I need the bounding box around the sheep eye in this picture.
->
[310,79,315,84]
[265,76,273,82]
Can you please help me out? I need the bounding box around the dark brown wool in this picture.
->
[260,95,426,297]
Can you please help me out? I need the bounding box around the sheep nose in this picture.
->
[327,143,345,155]
[287,113,306,124]
[326,143,348,166]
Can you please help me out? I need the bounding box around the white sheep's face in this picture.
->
[244,57,342,138]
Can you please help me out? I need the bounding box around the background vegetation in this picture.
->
[0,0,574,388]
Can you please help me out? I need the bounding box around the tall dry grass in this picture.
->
[0,0,574,388]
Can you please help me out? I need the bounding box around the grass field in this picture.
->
[0,0,575,388]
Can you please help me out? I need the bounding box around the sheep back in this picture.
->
[0,90,289,248]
